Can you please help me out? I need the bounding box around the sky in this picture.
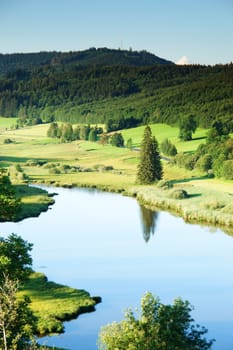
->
[0,0,233,65]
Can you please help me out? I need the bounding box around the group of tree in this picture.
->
[47,122,128,148]
[47,122,103,142]
[174,119,233,180]
[0,48,233,133]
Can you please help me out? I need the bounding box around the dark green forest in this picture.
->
[0,48,233,131]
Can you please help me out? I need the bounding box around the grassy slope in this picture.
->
[18,272,100,336]
[0,120,233,233]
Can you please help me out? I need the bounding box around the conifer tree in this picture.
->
[137,126,163,184]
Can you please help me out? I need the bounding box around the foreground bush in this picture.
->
[98,292,214,350]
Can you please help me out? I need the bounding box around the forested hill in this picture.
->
[0,48,233,131]
[0,48,173,76]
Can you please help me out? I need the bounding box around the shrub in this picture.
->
[169,189,189,199]
[157,180,173,190]
[160,138,177,156]
[49,167,61,174]
[203,200,225,210]
[222,160,233,180]
[3,138,14,144]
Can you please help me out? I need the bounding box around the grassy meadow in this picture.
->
[18,272,100,336]
[0,119,233,232]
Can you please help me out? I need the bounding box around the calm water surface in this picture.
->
[1,186,233,350]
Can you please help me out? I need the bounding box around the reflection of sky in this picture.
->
[1,186,233,349]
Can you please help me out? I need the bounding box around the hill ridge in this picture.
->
[0,47,173,75]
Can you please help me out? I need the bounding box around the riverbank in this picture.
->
[1,123,233,233]
[32,174,233,236]
[14,184,56,222]
[18,272,101,336]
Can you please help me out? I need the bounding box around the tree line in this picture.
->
[0,59,233,132]
[173,120,233,180]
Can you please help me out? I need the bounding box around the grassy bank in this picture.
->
[14,184,55,221]
[18,272,101,336]
[0,121,233,234]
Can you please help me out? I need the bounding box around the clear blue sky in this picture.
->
[0,0,232,65]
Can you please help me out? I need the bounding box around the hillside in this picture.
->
[0,48,232,131]
[0,47,173,76]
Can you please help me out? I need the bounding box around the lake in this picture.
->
[1,186,233,349]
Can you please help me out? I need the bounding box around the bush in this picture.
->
[160,138,177,156]
[174,153,198,170]
[222,160,233,180]
[196,154,212,173]
[49,167,61,174]
[157,180,173,189]
[3,138,14,144]
[95,165,114,172]
[98,292,214,350]
[202,200,225,210]
[169,189,189,199]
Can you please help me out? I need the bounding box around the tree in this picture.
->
[0,234,33,283]
[0,274,36,350]
[46,122,60,138]
[60,123,73,141]
[79,124,91,140]
[137,126,163,184]
[160,138,177,156]
[0,171,21,222]
[88,128,98,142]
[126,137,133,150]
[110,132,124,147]
[206,120,230,144]
[179,114,197,141]
[98,292,214,350]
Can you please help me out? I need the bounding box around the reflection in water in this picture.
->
[139,205,159,242]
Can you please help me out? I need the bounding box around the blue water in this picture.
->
[1,186,233,349]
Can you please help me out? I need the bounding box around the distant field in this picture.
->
[122,124,208,153]
[0,116,17,130]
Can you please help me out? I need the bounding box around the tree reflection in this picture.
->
[139,205,159,242]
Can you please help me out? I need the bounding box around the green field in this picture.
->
[122,124,208,153]
[0,117,17,131]
[0,120,233,232]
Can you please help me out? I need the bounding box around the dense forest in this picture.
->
[0,48,233,131]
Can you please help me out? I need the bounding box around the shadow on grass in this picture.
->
[188,193,202,198]
[172,175,208,185]
[0,155,61,164]
[24,274,90,300]
[192,136,206,141]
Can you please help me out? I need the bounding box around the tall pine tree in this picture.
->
[137,126,163,184]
